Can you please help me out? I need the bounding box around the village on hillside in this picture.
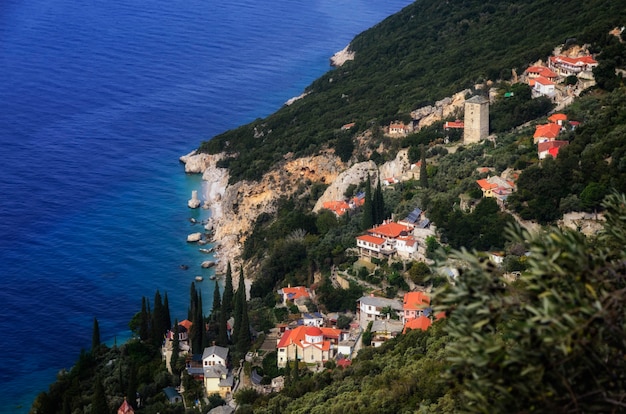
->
[143,41,613,413]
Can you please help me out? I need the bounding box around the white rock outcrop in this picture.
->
[188,190,201,209]
[330,45,355,67]
[187,232,203,243]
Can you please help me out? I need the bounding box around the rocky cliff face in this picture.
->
[181,151,345,273]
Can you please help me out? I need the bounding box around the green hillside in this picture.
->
[198,0,626,183]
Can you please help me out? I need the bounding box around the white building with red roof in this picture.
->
[276,325,342,368]
[402,316,432,334]
[530,76,556,98]
[388,121,410,136]
[538,140,569,159]
[476,176,515,205]
[549,55,598,76]
[533,123,561,144]
[402,292,431,322]
[524,65,558,81]
[277,286,311,306]
[356,220,418,260]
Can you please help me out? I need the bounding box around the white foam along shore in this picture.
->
[180,151,236,274]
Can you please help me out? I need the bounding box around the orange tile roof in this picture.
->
[320,327,341,339]
[281,286,310,301]
[322,200,350,216]
[179,319,193,331]
[277,326,307,348]
[525,65,558,78]
[403,292,431,311]
[444,120,464,129]
[357,234,386,245]
[533,123,561,139]
[538,140,569,152]
[534,76,555,86]
[277,325,334,351]
[548,113,568,123]
[476,179,498,190]
[369,222,412,238]
[403,316,432,333]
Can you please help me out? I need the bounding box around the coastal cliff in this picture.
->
[181,150,346,274]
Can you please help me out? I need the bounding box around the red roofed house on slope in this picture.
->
[549,54,598,76]
[322,200,350,217]
[276,326,342,368]
[548,113,568,126]
[356,221,418,260]
[403,292,431,322]
[402,315,432,334]
[476,176,515,206]
[533,123,561,144]
[524,65,558,81]
[388,121,410,136]
[530,76,556,98]
[538,140,569,159]
[277,286,311,307]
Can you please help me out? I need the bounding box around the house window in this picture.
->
[279,348,285,352]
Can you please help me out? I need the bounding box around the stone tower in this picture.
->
[463,95,489,144]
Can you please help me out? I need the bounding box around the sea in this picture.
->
[0,0,414,410]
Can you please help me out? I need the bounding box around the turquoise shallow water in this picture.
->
[0,0,413,410]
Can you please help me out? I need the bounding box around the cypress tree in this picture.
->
[152,290,164,344]
[222,262,234,319]
[217,307,229,346]
[374,175,385,224]
[126,363,138,409]
[171,319,180,375]
[191,285,204,354]
[212,280,221,317]
[139,297,149,341]
[233,268,245,340]
[91,376,108,414]
[163,292,172,332]
[236,297,251,355]
[361,173,374,230]
[91,317,100,354]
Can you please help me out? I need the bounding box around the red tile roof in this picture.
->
[281,286,310,301]
[548,113,568,123]
[368,222,413,238]
[525,65,558,78]
[476,179,498,191]
[179,319,193,331]
[277,325,334,351]
[534,123,561,140]
[357,234,385,245]
[118,399,135,414]
[534,76,555,86]
[444,120,464,129]
[538,140,569,158]
[403,316,432,333]
[403,292,431,311]
[322,200,350,216]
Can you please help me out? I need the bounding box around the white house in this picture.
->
[202,345,233,398]
[357,295,403,329]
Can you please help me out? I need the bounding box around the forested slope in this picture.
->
[198,0,626,183]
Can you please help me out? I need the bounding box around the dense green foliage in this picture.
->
[198,0,626,183]
[509,88,626,222]
[242,193,626,413]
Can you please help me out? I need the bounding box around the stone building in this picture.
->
[463,95,489,144]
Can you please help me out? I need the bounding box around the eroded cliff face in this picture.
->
[182,151,345,273]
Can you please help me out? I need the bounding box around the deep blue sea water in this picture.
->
[0,0,413,410]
